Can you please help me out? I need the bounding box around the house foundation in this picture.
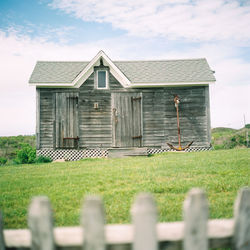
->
[37,147,212,161]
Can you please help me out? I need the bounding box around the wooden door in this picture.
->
[112,93,142,147]
[55,93,79,148]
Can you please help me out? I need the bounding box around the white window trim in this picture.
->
[96,70,109,89]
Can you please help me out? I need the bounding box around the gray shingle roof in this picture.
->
[29,61,89,83]
[29,58,215,84]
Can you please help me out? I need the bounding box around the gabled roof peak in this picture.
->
[70,50,131,88]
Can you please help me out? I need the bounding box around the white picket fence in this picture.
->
[1,187,249,250]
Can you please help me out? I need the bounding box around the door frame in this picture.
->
[54,92,79,149]
[111,92,143,147]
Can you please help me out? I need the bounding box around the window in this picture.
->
[97,70,108,89]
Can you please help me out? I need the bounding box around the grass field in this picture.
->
[0,148,249,229]
[211,127,250,149]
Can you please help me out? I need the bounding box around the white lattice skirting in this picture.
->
[37,147,212,161]
[37,149,108,161]
[147,147,212,155]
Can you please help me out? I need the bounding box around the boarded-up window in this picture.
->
[55,93,79,148]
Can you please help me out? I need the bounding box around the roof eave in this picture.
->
[129,81,216,88]
[29,80,215,88]
[29,82,76,88]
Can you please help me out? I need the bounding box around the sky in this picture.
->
[0,0,250,136]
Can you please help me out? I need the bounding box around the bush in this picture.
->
[13,144,53,165]
[35,156,52,163]
[0,157,7,165]
[14,144,36,164]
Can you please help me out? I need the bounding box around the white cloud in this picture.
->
[50,0,250,42]
[210,84,250,128]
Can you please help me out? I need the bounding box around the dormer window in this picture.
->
[97,70,108,89]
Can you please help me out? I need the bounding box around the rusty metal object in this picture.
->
[167,95,193,151]
[63,136,79,149]
[132,135,142,139]
[113,108,118,124]
[131,96,142,101]
[63,137,79,140]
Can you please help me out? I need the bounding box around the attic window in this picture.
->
[97,70,108,89]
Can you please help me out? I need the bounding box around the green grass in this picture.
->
[211,127,250,150]
[0,149,249,229]
[212,127,237,138]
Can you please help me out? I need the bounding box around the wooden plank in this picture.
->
[53,120,56,149]
[124,94,132,147]
[55,93,80,149]
[131,193,158,250]
[28,196,55,250]
[112,93,143,148]
[132,93,142,147]
[55,93,60,148]
[39,91,54,149]
[52,92,56,149]
[108,148,148,158]
[36,88,40,150]
[183,188,208,250]
[233,187,250,250]
[3,219,234,249]
[119,93,124,146]
[75,95,80,149]
[140,93,144,147]
[61,93,66,148]
[204,86,211,145]
[0,211,5,250]
[115,93,122,147]
[111,92,116,147]
[81,196,105,250]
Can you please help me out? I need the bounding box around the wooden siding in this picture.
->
[142,87,210,147]
[38,69,211,149]
[36,89,40,149]
[40,91,54,148]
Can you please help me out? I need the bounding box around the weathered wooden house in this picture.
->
[29,51,215,160]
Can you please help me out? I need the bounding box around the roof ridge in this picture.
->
[36,58,207,63]
[114,58,206,62]
[37,61,89,63]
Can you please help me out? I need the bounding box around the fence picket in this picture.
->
[131,193,158,250]
[0,211,5,250]
[28,196,55,250]
[2,187,249,249]
[183,188,208,250]
[233,187,250,250]
[81,196,105,250]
